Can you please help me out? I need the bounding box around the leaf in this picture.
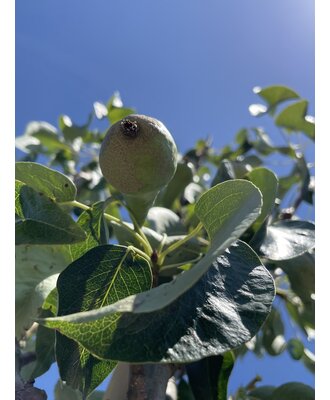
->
[279,252,315,306]
[146,207,186,235]
[16,121,70,154]
[270,382,314,400]
[59,115,90,142]
[69,201,109,260]
[112,221,204,271]
[30,290,58,380]
[195,179,262,242]
[15,243,72,337]
[15,182,86,245]
[287,338,304,360]
[211,157,263,187]
[54,380,81,400]
[15,162,76,202]
[246,168,278,231]
[217,351,235,400]
[156,161,194,208]
[249,103,268,117]
[302,348,315,373]
[177,379,196,400]
[107,92,136,124]
[42,179,263,326]
[55,244,152,396]
[253,85,300,114]
[42,240,274,363]
[258,220,315,261]
[16,245,72,301]
[248,385,276,399]
[183,182,204,204]
[186,351,235,400]
[262,307,286,356]
[275,100,315,140]
[15,273,59,339]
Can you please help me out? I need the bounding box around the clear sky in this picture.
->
[15,0,315,398]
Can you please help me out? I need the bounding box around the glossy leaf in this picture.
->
[275,100,315,140]
[42,240,274,363]
[15,182,86,245]
[55,244,152,396]
[16,162,76,202]
[258,220,315,261]
[246,168,278,231]
[42,179,263,326]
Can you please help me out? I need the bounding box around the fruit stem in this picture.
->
[157,222,204,266]
[61,200,152,256]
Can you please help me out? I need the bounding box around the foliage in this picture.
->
[15,85,315,399]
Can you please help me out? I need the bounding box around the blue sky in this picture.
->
[15,0,315,398]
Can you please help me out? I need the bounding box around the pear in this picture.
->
[99,114,177,225]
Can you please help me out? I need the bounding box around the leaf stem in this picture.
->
[61,200,153,255]
[157,222,204,266]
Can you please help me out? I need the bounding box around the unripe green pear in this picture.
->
[99,114,178,225]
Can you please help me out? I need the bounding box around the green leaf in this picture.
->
[41,180,263,331]
[275,100,315,140]
[42,240,274,363]
[15,182,86,245]
[253,85,300,113]
[246,168,278,231]
[156,161,194,208]
[16,273,59,339]
[69,201,109,260]
[107,92,136,124]
[195,179,262,241]
[270,382,314,400]
[258,220,315,261]
[54,380,81,400]
[16,121,71,154]
[108,107,137,125]
[248,385,276,399]
[15,243,71,337]
[59,115,90,142]
[262,307,286,356]
[186,352,235,400]
[55,244,152,396]
[287,338,305,360]
[178,379,196,400]
[217,351,235,400]
[30,290,58,380]
[146,207,186,235]
[302,348,315,373]
[15,162,76,202]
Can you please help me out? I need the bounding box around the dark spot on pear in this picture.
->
[121,119,139,138]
